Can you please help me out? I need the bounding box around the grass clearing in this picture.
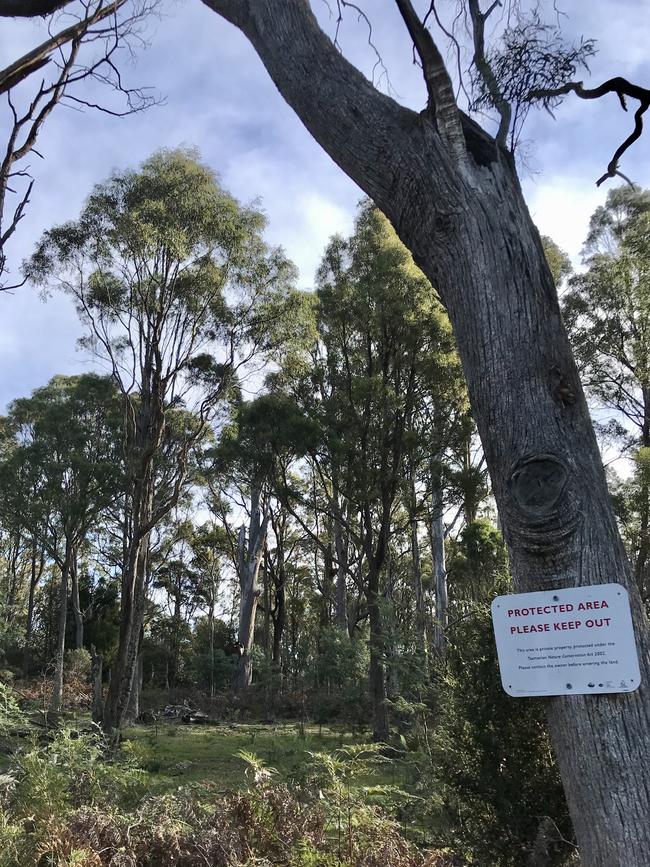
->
[125,722,411,793]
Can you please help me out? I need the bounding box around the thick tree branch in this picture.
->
[529,77,650,186]
[201,0,431,211]
[394,0,466,161]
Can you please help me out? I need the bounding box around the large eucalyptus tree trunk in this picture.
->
[103,506,151,730]
[203,2,650,862]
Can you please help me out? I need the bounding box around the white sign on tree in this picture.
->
[491,583,641,697]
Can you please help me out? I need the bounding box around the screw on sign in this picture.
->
[491,583,641,697]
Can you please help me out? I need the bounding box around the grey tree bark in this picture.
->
[127,649,143,722]
[634,385,650,597]
[202,2,650,863]
[233,484,268,690]
[50,538,74,712]
[430,463,448,655]
[332,493,349,633]
[409,472,428,667]
[70,551,83,650]
[23,539,44,677]
[91,644,104,724]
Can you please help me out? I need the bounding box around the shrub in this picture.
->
[430,583,575,866]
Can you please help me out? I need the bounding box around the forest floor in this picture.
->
[124,721,411,793]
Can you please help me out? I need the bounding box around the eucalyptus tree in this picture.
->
[0,374,121,709]
[26,148,297,729]
[563,187,650,594]
[315,203,459,740]
[207,392,319,689]
[195,3,650,858]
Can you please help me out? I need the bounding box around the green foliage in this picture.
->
[542,235,572,285]
[0,809,22,867]
[0,682,23,736]
[432,586,574,866]
[0,706,435,866]
[446,519,507,601]
[309,628,370,724]
[13,728,150,821]
[64,648,91,681]
[0,374,123,555]
[563,186,650,447]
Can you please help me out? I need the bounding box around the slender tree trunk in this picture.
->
[23,539,44,677]
[103,527,150,730]
[234,485,267,690]
[50,539,73,712]
[45,565,54,662]
[70,550,83,649]
[320,537,334,631]
[333,494,350,633]
[272,574,286,668]
[262,544,272,658]
[127,649,143,722]
[202,4,650,862]
[367,557,389,742]
[4,530,20,626]
[430,462,448,655]
[103,380,168,731]
[168,585,182,688]
[208,577,216,699]
[409,473,428,669]
[91,644,104,724]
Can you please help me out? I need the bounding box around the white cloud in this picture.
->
[1,0,649,416]
[524,175,606,265]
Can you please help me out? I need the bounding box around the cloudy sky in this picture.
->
[0,0,648,414]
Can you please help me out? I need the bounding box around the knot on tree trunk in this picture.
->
[506,454,580,560]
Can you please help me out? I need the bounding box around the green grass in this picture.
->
[124,722,408,792]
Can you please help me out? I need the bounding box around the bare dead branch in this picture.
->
[529,77,650,186]
[0,0,159,288]
[0,179,33,247]
[0,0,126,96]
[333,0,391,91]
[468,0,511,146]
